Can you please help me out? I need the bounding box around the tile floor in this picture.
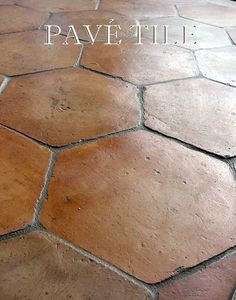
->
[0,0,235,299]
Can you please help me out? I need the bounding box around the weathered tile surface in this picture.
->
[178,3,236,27]
[0,31,81,76]
[144,78,236,157]
[0,0,15,4]
[0,232,153,300]
[0,68,139,146]
[227,27,236,44]
[48,10,136,42]
[196,46,236,86]
[159,252,236,300]
[17,0,98,13]
[141,17,231,49]
[100,0,176,20]
[0,126,50,235]
[41,130,236,283]
[0,6,47,34]
[81,41,199,85]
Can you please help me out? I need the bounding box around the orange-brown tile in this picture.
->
[159,252,236,300]
[196,46,236,86]
[0,126,50,235]
[0,30,81,76]
[178,3,236,27]
[41,130,236,283]
[144,78,236,157]
[0,68,139,146]
[0,6,47,34]
[48,10,136,42]
[141,17,231,49]
[17,0,98,13]
[0,232,153,300]
[100,0,176,20]
[81,40,199,85]
[227,27,236,44]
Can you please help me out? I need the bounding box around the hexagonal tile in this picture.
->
[17,0,98,13]
[227,27,236,44]
[178,3,236,27]
[81,40,199,85]
[41,130,236,283]
[48,10,136,42]
[100,0,176,20]
[144,78,236,157]
[0,68,140,146]
[0,31,82,76]
[159,252,236,300]
[196,46,236,86]
[0,126,50,235]
[0,6,47,34]
[0,232,153,299]
[141,17,231,49]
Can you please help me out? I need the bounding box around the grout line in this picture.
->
[224,28,235,46]
[144,75,201,87]
[142,125,233,160]
[32,151,57,226]
[177,13,224,29]
[41,228,157,297]
[0,226,34,242]
[0,77,11,95]
[78,64,136,86]
[153,244,236,290]
[137,85,145,126]
[0,122,54,150]
[0,28,39,36]
[39,12,53,30]
[95,0,101,10]
[174,4,180,16]
[74,43,86,67]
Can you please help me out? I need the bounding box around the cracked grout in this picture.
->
[32,151,57,226]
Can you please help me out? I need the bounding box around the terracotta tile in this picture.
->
[178,3,236,27]
[227,27,236,44]
[49,10,136,42]
[100,0,176,20]
[0,68,139,146]
[196,46,236,87]
[0,0,15,4]
[81,41,199,85]
[0,6,47,34]
[17,0,97,13]
[0,232,153,300]
[0,126,50,235]
[41,130,236,283]
[144,78,236,157]
[141,17,231,49]
[0,31,81,76]
[159,253,236,300]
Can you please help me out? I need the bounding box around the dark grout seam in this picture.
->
[32,151,57,226]
[153,244,236,291]
[41,228,158,298]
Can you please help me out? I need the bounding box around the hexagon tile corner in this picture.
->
[144,77,236,157]
[41,130,236,284]
[178,3,236,27]
[0,30,82,76]
[81,40,199,85]
[195,46,236,87]
[0,232,153,299]
[0,126,51,235]
[0,68,140,146]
